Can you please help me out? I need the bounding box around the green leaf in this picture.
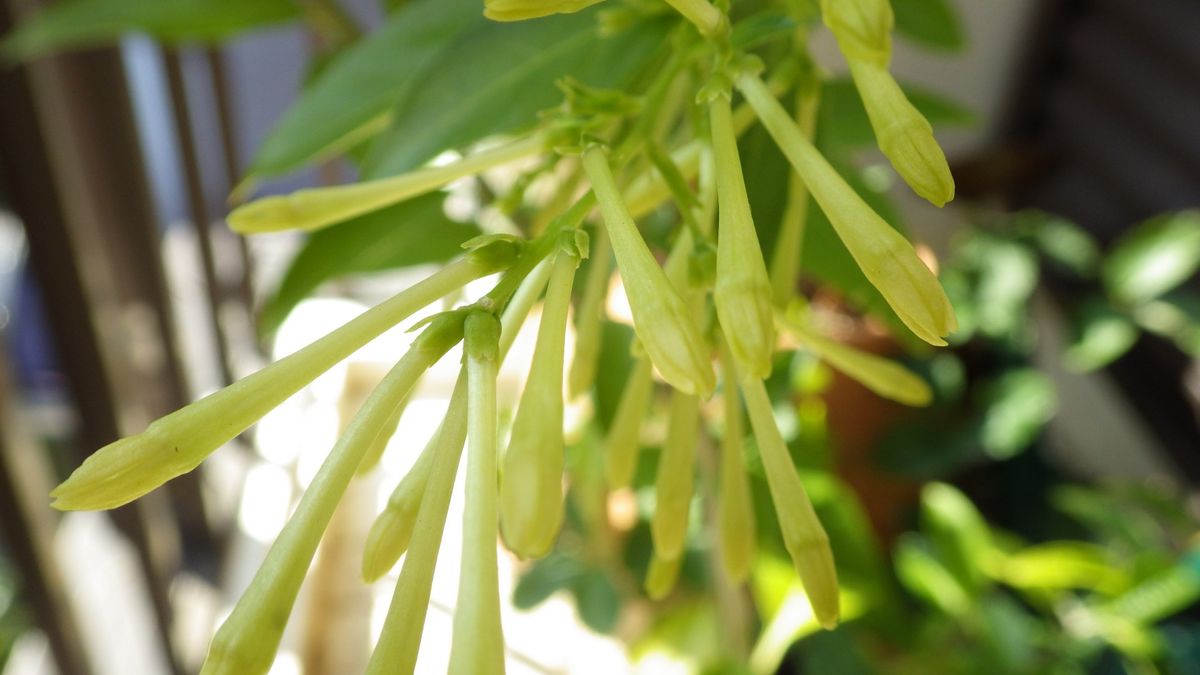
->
[1132,291,1200,355]
[513,553,585,609]
[999,542,1130,596]
[260,192,479,334]
[890,0,966,52]
[1015,210,1101,277]
[246,0,482,180]
[363,11,669,177]
[570,571,621,633]
[1103,211,1200,305]
[976,369,1056,459]
[920,482,994,592]
[894,533,971,615]
[1064,298,1139,372]
[3,0,298,59]
[816,77,976,150]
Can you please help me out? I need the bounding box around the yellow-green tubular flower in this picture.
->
[361,429,439,582]
[500,236,584,559]
[50,250,512,512]
[356,387,412,475]
[604,354,654,488]
[651,390,700,561]
[779,308,933,406]
[567,227,610,399]
[582,146,715,397]
[449,311,506,675]
[847,61,954,207]
[737,73,957,347]
[717,343,756,583]
[228,135,543,234]
[819,0,893,65]
[367,266,549,675]
[201,312,464,675]
[740,376,839,629]
[645,551,683,600]
[770,78,820,305]
[710,96,776,378]
[661,0,728,38]
[484,0,603,22]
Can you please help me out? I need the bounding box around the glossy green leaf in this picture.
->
[1016,211,1100,278]
[1133,291,1200,355]
[513,552,585,609]
[977,369,1056,460]
[260,192,479,334]
[3,0,298,59]
[999,542,1130,596]
[817,78,976,151]
[894,533,971,615]
[247,0,482,180]
[571,571,621,633]
[1103,211,1200,305]
[1065,298,1139,372]
[920,482,994,591]
[363,12,669,177]
[891,0,966,52]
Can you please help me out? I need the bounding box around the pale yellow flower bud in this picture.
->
[645,551,684,600]
[500,244,581,559]
[737,72,957,347]
[51,255,498,511]
[582,146,715,396]
[717,342,756,583]
[604,355,654,488]
[361,435,438,582]
[779,308,933,406]
[484,0,603,21]
[740,376,839,629]
[448,311,505,675]
[228,135,543,234]
[568,228,610,399]
[651,390,700,561]
[820,0,893,65]
[848,61,955,207]
[711,96,776,378]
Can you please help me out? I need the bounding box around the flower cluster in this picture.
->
[52,0,956,672]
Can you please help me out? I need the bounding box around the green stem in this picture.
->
[769,79,820,305]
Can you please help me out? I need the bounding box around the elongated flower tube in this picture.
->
[500,234,584,559]
[741,375,839,629]
[661,0,728,38]
[360,430,436,582]
[51,248,514,511]
[651,390,700,561]
[567,227,610,398]
[448,311,506,675]
[779,309,932,406]
[200,311,465,675]
[484,0,603,21]
[711,96,775,378]
[367,263,551,675]
[364,256,552,576]
[582,145,715,397]
[737,72,957,347]
[228,135,544,233]
[645,551,684,600]
[717,342,756,583]
[604,354,654,488]
[770,79,820,305]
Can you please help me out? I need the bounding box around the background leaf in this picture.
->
[1064,298,1139,372]
[3,0,298,58]
[1103,210,1200,305]
[890,0,966,52]
[260,192,479,334]
[246,0,482,180]
[362,12,669,177]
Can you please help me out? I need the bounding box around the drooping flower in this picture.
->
[717,340,756,583]
[483,0,604,22]
[603,353,655,488]
[582,145,715,396]
[737,72,957,346]
[651,390,700,561]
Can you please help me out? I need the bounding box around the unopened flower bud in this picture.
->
[361,437,438,582]
[651,391,700,561]
[500,244,582,559]
[449,311,505,675]
[737,72,957,347]
[604,355,654,488]
[848,61,954,207]
[582,146,715,396]
[568,228,611,398]
[645,551,684,600]
[51,257,488,512]
[740,376,839,629]
[710,97,776,378]
[484,0,604,22]
[717,344,756,583]
[820,0,893,66]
